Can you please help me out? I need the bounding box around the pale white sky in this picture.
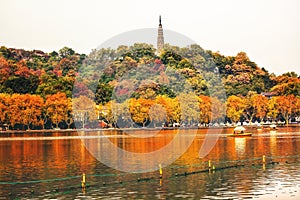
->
[0,0,299,75]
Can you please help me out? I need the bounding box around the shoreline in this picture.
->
[0,124,299,134]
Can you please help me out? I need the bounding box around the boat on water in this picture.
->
[227,126,252,137]
[269,124,278,130]
[227,132,252,137]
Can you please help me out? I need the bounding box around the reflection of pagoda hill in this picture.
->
[2,128,300,185]
[234,138,246,156]
[275,136,297,163]
[83,129,196,171]
[0,134,96,181]
[269,131,277,155]
[83,129,176,154]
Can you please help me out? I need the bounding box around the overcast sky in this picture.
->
[0,0,299,75]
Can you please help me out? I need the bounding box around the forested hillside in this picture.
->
[0,44,299,130]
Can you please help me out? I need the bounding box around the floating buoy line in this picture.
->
[3,154,300,198]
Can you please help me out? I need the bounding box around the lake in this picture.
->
[0,126,300,199]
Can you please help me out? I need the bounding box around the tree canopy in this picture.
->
[0,44,299,129]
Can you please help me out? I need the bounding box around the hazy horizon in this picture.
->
[0,0,299,75]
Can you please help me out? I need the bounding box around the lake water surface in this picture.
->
[0,126,300,199]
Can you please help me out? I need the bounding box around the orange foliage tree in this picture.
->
[198,95,211,123]
[45,92,71,129]
[276,95,298,125]
[211,97,226,123]
[0,93,9,126]
[251,94,268,121]
[0,57,11,83]
[19,94,44,129]
[6,94,23,129]
[244,93,269,122]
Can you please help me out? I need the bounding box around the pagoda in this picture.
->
[157,15,164,54]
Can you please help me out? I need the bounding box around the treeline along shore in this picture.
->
[0,44,299,131]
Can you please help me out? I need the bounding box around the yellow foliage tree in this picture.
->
[178,92,199,125]
[73,95,97,128]
[129,98,154,127]
[267,97,279,120]
[155,95,180,124]
[45,92,70,129]
[226,95,246,123]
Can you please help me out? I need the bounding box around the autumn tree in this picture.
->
[198,95,211,123]
[211,97,226,122]
[45,92,71,129]
[113,99,133,128]
[267,97,279,120]
[198,95,225,124]
[226,95,246,123]
[97,101,118,128]
[149,104,167,127]
[0,57,11,84]
[276,95,298,125]
[155,95,180,124]
[73,95,97,128]
[271,72,300,96]
[65,97,73,129]
[243,92,269,122]
[251,94,268,121]
[0,93,9,126]
[129,98,154,127]
[178,92,199,125]
[6,94,23,129]
[20,94,44,129]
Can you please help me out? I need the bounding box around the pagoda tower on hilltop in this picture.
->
[157,15,164,54]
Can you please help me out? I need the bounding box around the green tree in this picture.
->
[178,92,199,125]
[59,47,75,58]
[73,95,97,128]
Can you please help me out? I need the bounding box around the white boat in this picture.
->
[270,124,277,130]
[227,126,252,137]
[227,132,252,137]
[233,126,246,133]
[228,126,252,137]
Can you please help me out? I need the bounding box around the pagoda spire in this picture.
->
[159,15,162,26]
[157,15,164,54]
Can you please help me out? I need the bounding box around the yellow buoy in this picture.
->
[159,164,163,178]
[208,160,211,168]
[262,155,266,164]
[82,173,86,188]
